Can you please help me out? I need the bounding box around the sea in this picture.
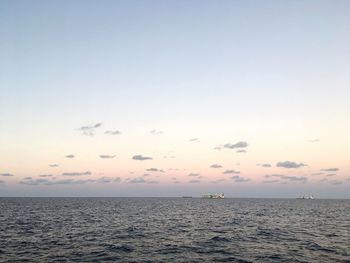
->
[0,198,349,263]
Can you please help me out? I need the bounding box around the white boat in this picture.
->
[297,195,314,199]
[202,193,225,199]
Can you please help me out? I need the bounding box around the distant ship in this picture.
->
[182,196,193,198]
[202,193,225,199]
[297,195,314,200]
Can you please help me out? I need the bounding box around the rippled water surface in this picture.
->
[0,198,349,262]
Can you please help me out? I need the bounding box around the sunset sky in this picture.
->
[1,0,349,197]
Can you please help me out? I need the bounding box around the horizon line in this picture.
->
[1,196,349,200]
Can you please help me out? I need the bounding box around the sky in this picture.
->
[0,0,349,198]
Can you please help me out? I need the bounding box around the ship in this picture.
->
[297,195,314,200]
[202,193,225,199]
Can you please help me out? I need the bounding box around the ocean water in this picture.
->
[0,198,349,263]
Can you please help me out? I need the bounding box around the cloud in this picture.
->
[189,179,200,183]
[210,164,222,168]
[128,177,158,184]
[326,174,336,177]
[236,149,247,153]
[146,180,159,184]
[49,164,60,167]
[264,174,284,178]
[263,180,280,184]
[82,131,94,136]
[223,169,240,174]
[79,123,101,130]
[265,174,308,182]
[310,139,320,142]
[286,176,308,183]
[19,178,50,185]
[214,146,222,150]
[105,130,121,135]
[65,154,75,159]
[188,173,199,177]
[261,163,271,167]
[189,138,199,142]
[276,161,306,168]
[78,122,102,136]
[311,172,323,176]
[320,168,339,172]
[62,171,91,176]
[223,141,248,149]
[19,177,96,185]
[150,129,163,135]
[114,177,122,183]
[99,155,116,159]
[132,155,152,161]
[39,174,53,177]
[146,168,164,173]
[0,180,4,184]
[231,175,250,182]
[52,179,94,185]
[97,177,113,183]
[0,173,14,177]
[235,178,250,182]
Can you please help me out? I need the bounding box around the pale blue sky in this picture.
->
[1,0,349,197]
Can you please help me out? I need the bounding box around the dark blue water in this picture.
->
[0,198,349,262]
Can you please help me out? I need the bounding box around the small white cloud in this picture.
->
[223,169,240,174]
[210,164,222,168]
[150,129,163,135]
[231,175,250,182]
[310,139,320,142]
[223,141,248,149]
[62,171,91,176]
[105,130,121,135]
[78,122,102,136]
[39,174,53,178]
[146,168,164,173]
[0,173,14,177]
[132,155,153,161]
[276,161,306,169]
[99,155,116,159]
[320,168,339,172]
